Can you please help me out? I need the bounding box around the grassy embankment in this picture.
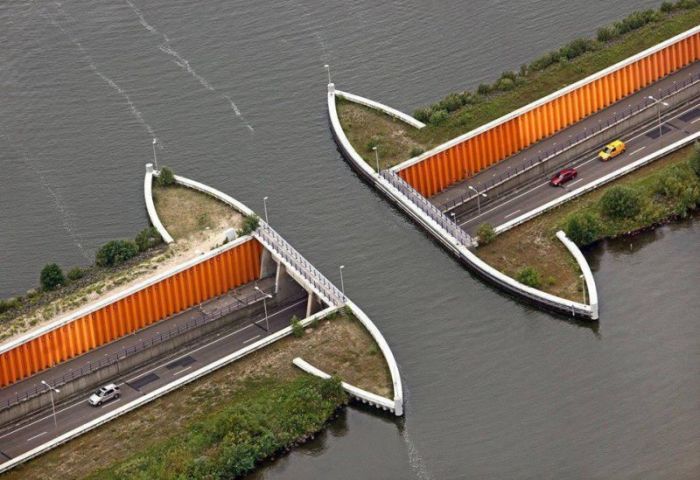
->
[477,145,700,299]
[3,309,393,480]
[337,4,700,171]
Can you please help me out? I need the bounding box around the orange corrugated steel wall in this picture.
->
[0,239,263,388]
[399,32,700,197]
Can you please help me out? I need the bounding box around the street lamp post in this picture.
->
[324,64,331,85]
[41,380,60,429]
[151,138,158,171]
[579,274,587,305]
[372,146,380,173]
[339,265,345,296]
[263,196,269,224]
[467,185,488,215]
[450,212,456,224]
[254,286,273,332]
[647,95,669,139]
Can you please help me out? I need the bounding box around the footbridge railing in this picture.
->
[380,169,476,247]
[255,223,346,307]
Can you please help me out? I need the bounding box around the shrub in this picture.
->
[459,91,476,105]
[95,240,138,267]
[600,186,642,219]
[476,223,496,245]
[439,93,464,113]
[500,70,517,82]
[675,0,698,9]
[0,297,21,314]
[291,315,304,337]
[428,109,449,126]
[519,63,529,77]
[565,212,601,246]
[596,26,616,42]
[516,267,541,288]
[476,83,492,95]
[40,263,65,291]
[135,227,162,252]
[660,1,674,12]
[496,78,515,91]
[560,38,597,60]
[690,142,700,177]
[66,267,85,281]
[413,106,433,122]
[237,214,260,236]
[410,147,424,157]
[157,166,175,187]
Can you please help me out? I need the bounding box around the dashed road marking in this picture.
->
[243,335,261,345]
[629,146,646,156]
[26,431,47,442]
[173,366,192,376]
[503,209,521,219]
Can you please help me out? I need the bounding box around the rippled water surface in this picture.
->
[1,1,698,478]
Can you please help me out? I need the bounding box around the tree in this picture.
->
[565,212,601,246]
[96,240,138,267]
[40,263,65,291]
[601,186,641,219]
[516,267,541,288]
[477,223,496,245]
[157,166,175,187]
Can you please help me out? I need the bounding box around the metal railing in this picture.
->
[255,223,346,306]
[0,288,272,412]
[441,70,700,212]
[380,170,476,247]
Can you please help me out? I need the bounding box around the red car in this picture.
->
[550,168,577,187]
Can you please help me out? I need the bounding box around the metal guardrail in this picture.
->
[0,288,271,411]
[255,223,346,306]
[380,170,476,247]
[441,71,700,212]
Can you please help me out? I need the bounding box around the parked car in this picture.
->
[598,139,626,161]
[550,168,578,187]
[88,383,120,406]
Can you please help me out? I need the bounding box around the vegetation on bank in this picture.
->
[476,144,700,300]
[4,310,392,479]
[338,2,700,170]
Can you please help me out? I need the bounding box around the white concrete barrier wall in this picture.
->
[334,88,426,129]
[328,89,596,319]
[144,164,174,244]
[556,231,599,319]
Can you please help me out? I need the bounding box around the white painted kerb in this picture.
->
[556,231,599,319]
[334,88,426,129]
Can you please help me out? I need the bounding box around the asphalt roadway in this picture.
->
[430,61,700,226]
[0,285,308,461]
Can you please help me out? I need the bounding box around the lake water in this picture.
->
[2,1,698,478]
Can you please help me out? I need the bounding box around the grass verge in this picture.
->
[476,144,700,300]
[337,7,700,170]
[2,309,392,479]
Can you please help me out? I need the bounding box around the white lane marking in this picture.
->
[629,146,646,156]
[503,209,521,219]
[26,431,47,442]
[0,299,307,441]
[102,399,120,409]
[692,117,700,124]
[243,335,261,345]
[172,366,191,376]
[459,181,548,226]
[566,178,583,187]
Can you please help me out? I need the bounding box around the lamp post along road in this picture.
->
[580,274,587,305]
[41,380,60,429]
[255,286,273,332]
[151,138,159,171]
[339,265,345,296]
[467,185,488,215]
[373,146,380,173]
[647,95,669,139]
[324,64,331,85]
[263,196,269,224]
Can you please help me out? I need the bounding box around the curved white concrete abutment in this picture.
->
[328,86,598,320]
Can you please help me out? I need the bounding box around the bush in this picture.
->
[477,223,496,245]
[516,267,541,288]
[675,0,698,9]
[428,109,449,126]
[660,1,674,12]
[519,63,529,77]
[0,297,21,314]
[66,267,85,281]
[496,78,515,91]
[476,83,492,95]
[560,38,597,60]
[96,240,138,267]
[439,93,464,113]
[500,70,517,82]
[565,212,601,246]
[291,315,304,338]
[601,186,642,219]
[157,166,175,187]
[410,147,424,157]
[689,145,700,177]
[40,263,65,291]
[135,227,162,252]
[596,26,616,42]
[413,106,433,122]
[237,214,260,236]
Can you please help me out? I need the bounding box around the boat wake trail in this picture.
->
[401,427,433,480]
[35,1,160,144]
[125,0,254,133]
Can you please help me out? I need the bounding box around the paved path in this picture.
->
[430,61,700,211]
[0,294,307,460]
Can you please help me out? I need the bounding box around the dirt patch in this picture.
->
[3,310,393,480]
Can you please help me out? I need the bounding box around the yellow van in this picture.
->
[598,140,626,161]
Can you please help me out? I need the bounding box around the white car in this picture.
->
[88,383,120,406]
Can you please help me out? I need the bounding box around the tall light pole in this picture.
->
[324,64,331,85]
[372,146,380,173]
[339,265,345,296]
[467,185,488,215]
[254,286,273,332]
[263,196,269,224]
[647,95,669,139]
[450,212,456,224]
[41,380,60,429]
[151,138,158,171]
[579,274,587,305]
